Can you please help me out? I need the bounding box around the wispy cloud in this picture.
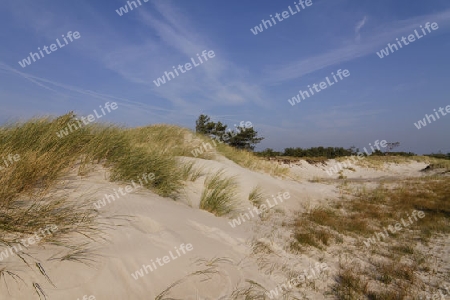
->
[265,9,450,83]
[98,1,270,109]
[3,0,270,115]
[0,62,192,123]
[355,16,368,42]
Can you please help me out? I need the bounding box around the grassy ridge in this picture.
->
[0,113,197,248]
[0,114,254,297]
[215,142,290,177]
[0,113,285,243]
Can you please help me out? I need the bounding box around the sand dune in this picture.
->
[3,153,447,300]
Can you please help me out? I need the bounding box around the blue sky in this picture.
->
[1,0,449,154]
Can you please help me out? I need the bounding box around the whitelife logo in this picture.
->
[153,50,216,87]
[18,31,81,68]
[414,104,450,129]
[376,22,439,59]
[250,0,313,35]
[0,225,58,262]
[0,154,20,171]
[363,210,425,247]
[115,0,149,16]
[325,139,388,176]
[191,121,253,157]
[288,69,350,106]
[56,102,118,138]
[93,173,155,209]
[266,262,329,299]
[228,192,290,228]
[76,296,96,300]
[131,243,193,280]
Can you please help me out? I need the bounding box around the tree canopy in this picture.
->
[195,114,264,150]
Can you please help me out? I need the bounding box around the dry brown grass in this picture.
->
[293,177,449,247]
[290,176,450,298]
[335,155,442,171]
[303,156,329,165]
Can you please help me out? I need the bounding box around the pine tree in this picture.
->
[227,126,264,150]
[194,115,264,151]
[195,114,212,134]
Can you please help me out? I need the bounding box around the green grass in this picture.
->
[0,113,292,260]
[0,113,209,295]
[180,161,204,182]
[199,170,238,216]
[248,185,264,207]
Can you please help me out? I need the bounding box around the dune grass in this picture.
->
[292,176,450,250]
[199,170,238,216]
[0,113,287,263]
[425,160,450,171]
[127,124,194,157]
[334,154,443,171]
[248,185,264,207]
[0,113,190,197]
[215,142,290,177]
[289,176,450,298]
[0,113,215,297]
[180,161,204,182]
[181,130,291,177]
[0,113,204,265]
[181,130,292,178]
[0,115,98,241]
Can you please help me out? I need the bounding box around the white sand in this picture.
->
[2,158,441,299]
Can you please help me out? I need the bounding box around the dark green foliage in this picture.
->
[257,148,283,157]
[195,114,212,134]
[210,121,227,140]
[226,126,264,151]
[195,115,264,150]
[256,147,417,159]
[281,146,357,158]
[425,152,450,160]
[385,151,416,157]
